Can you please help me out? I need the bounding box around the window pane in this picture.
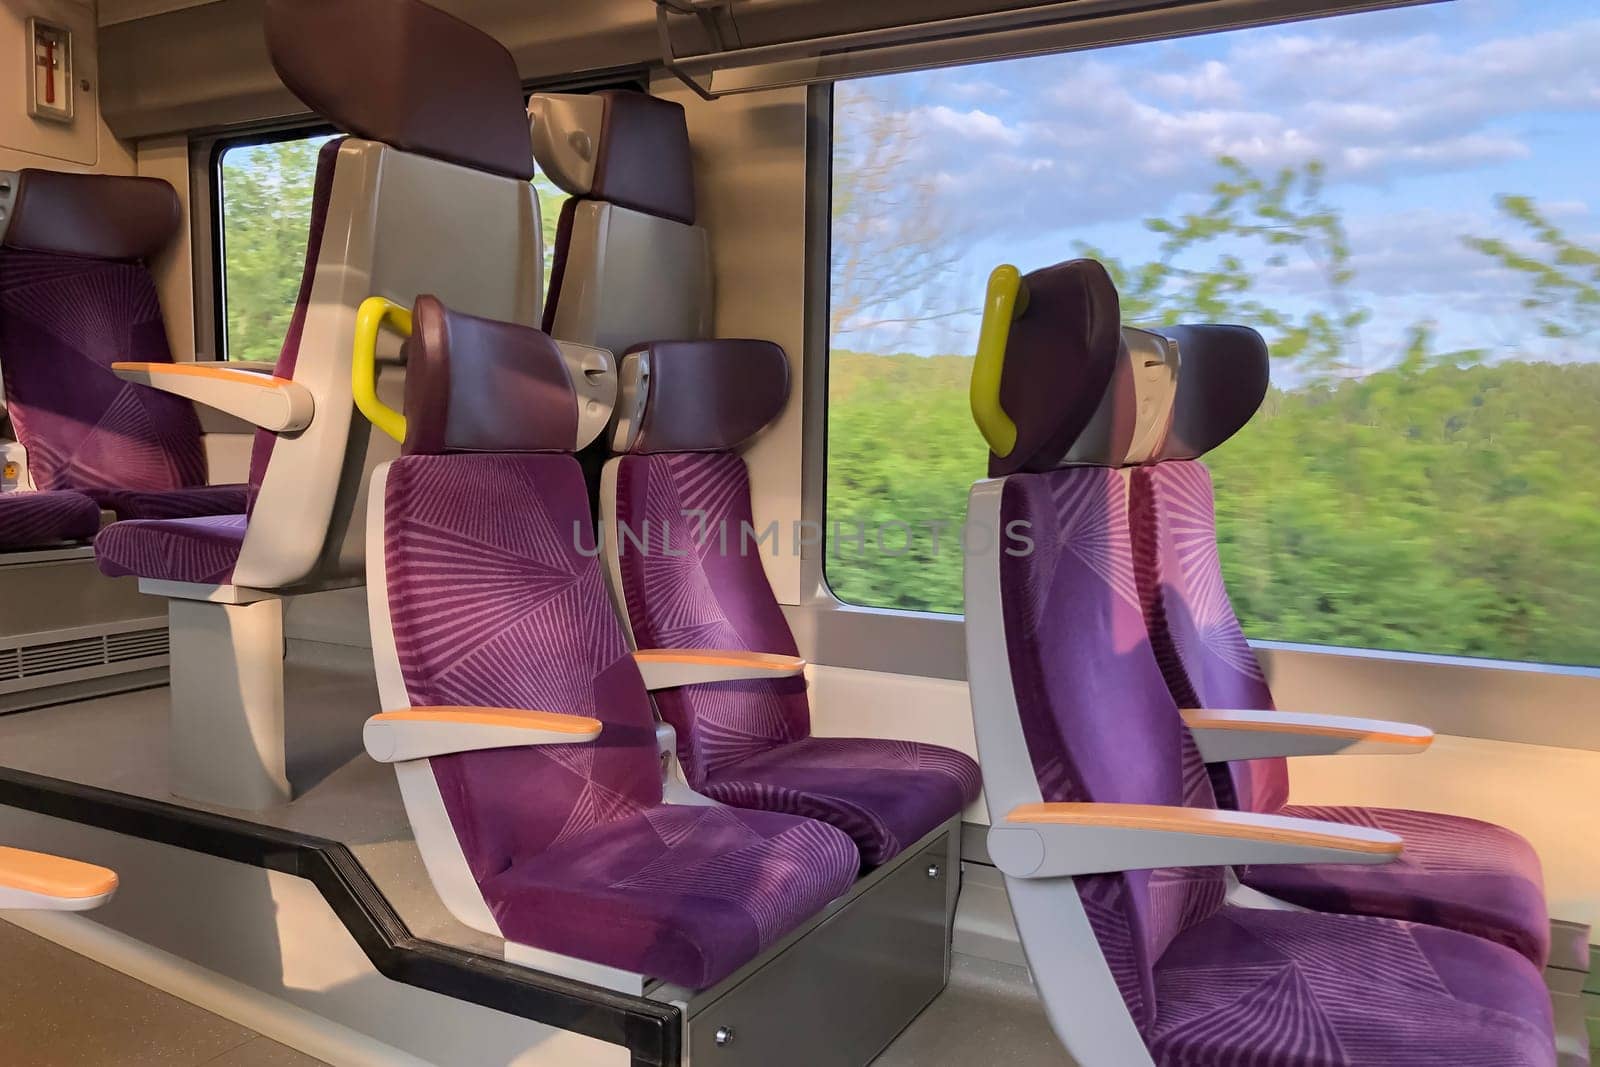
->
[217,135,332,362]
[825,0,1600,666]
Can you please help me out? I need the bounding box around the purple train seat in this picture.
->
[361,295,857,991]
[93,0,548,811]
[600,340,980,867]
[1126,324,1557,969]
[963,259,1558,1066]
[0,490,100,551]
[0,168,249,521]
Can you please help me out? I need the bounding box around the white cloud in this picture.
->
[913,105,1025,146]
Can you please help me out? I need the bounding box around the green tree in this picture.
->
[1464,195,1600,340]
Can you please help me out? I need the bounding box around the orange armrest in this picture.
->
[112,362,314,433]
[364,707,603,763]
[1181,708,1433,762]
[0,846,118,909]
[631,648,806,690]
[987,801,1402,879]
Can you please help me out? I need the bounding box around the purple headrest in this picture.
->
[1152,324,1270,461]
[403,296,601,456]
[1,170,180,261]
[265,0,534,181]
[611,340,789,454]
[531,90,696,224]
[990,259,1123,476]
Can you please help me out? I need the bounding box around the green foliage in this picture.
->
[219,137,331,362]
[826,155,1600,667]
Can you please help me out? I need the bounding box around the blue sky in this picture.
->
[831,0,1600,372]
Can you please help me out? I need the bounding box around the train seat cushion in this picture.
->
[85,484,250,521]
[1243,804,1550,967]
[0,491,101,551]
[95,513,247,586]
[1149,904,1555,1065]
[999,465,1230,1027]
[1129,459,1288,813]
[481,803,857,990]
[381,450,858,987]
[0,247,208,496]
[700,737,982,867]
[611,447,981,860]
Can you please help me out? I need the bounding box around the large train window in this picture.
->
[824,0,1600,667]
[215,131,335,362]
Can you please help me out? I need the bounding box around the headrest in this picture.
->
[401,295,615,456]
[265,0,534,181]
[610,340,789,454]
[977,259,1123,476]
[1060,327,1180,467]
[0,170,179,261]
[1152,324,1269,461]
[529,90,696,224]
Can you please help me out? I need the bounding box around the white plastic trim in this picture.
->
[112,364,313,432]
[0,885,115,912]
[365,462,409,711]
[632,650,805,690]
[527,93,606,197]
[391,760,501,938]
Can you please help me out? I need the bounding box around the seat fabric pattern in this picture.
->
[997,467,1555,1063]
[999,466,1227,1030]
[94,514,247,585]
[0,490,100,550]
[1131,460,1550,967]
[613,452,980,862]
[85,483,249,521]
[0,250,208,495]
[1128,459,1286,813]
[1151,904,1554,1066]
[700,736,983,867]
[483,802,856,990]
[1246,804,1550,968]
[382,453,857,988]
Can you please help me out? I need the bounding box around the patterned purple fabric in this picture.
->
[0,250,208,495]
[246,137,343,509]
[1129,459,1287,813]
[998,466,1227,1029]
[382,453,857,987]
[613,451,981,863]
[1132,460,1551,967]
[0,490,100,550]
[998,465,1557,1060]
[85,483,249,521]
[483,803,857,989]
[94,513,246,585]
[1151,905,1554,1065]
[701,737,981,867]
[1245,805,1550,967]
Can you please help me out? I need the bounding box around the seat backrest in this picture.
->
[364,296,650,932]
[965,259,1223,1034]
[235,0,543,590]
[600,340,800,785]
[530,90,713,354]
[1128,325,1284,812]
[0,170,207,494]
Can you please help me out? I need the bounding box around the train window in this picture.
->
[824,0,1600,667]
[216,132,335,362]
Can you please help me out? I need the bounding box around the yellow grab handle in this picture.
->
[353,296,413,444]
[971,264,1026,458]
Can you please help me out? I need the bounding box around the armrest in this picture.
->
[112,362,314,433]
[1182,708,1433,762]
[631,648,806,690]
[988,802,1402,879]
[0,846,118,911]
[364,707,602,763]
[224,360,280,374]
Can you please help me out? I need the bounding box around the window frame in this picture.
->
[798,28,1600,747]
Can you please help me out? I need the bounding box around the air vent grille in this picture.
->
[0,625,168,680]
